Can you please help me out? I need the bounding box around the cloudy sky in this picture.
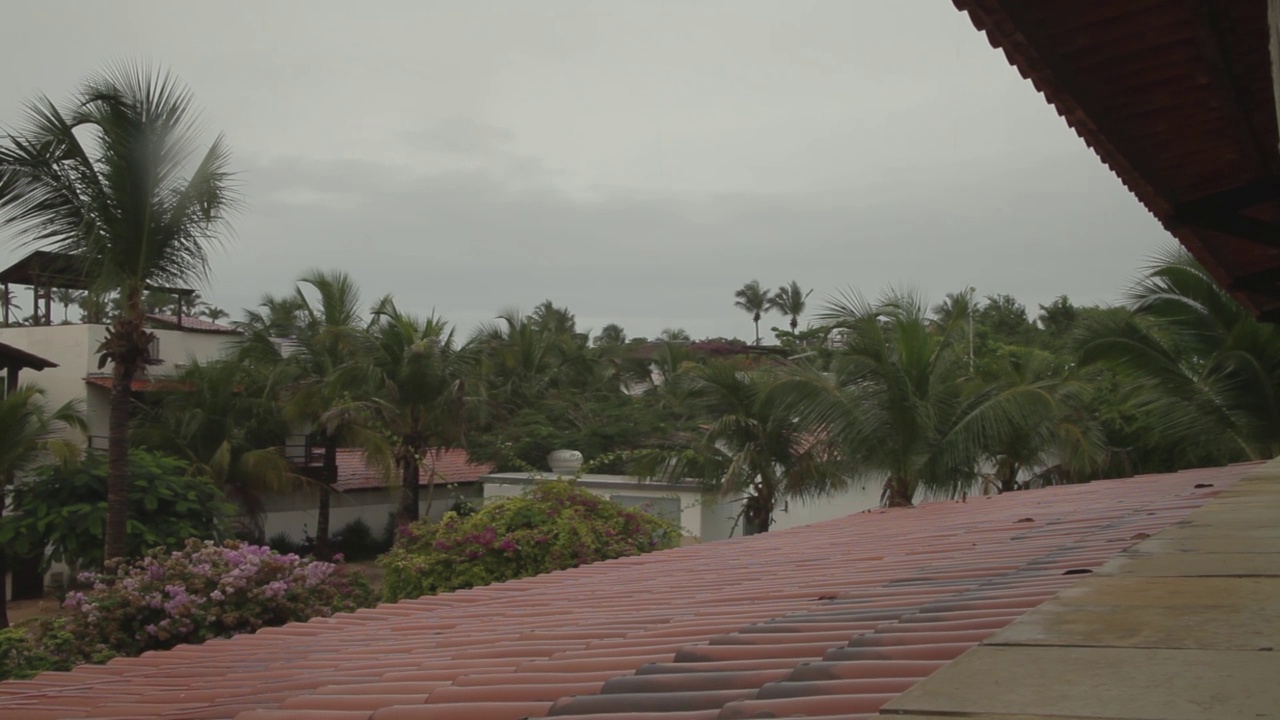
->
[0,1,1172,340]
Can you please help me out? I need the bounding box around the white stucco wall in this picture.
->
[0,324,238,439]
[771,480,883,531]
[482,474,706,540]
[259,483,484,545]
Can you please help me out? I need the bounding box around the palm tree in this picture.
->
[365,300,478,524]
[734,281,772,345]
[632,361,841,535]
[660,328,691,342]
[0,385,82,628]
[52,288,82,323]
[1,288,21,327]
[1080,247,1280,461]
[593,323,627,347]
[261,270,379,558]
[134,358,298,539]
[0,63,237,561]
[979,349,1108,492]
[201,305,229,323]
[777,290,1053,507]
[767,281,813,333]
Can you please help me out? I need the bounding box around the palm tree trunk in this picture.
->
[999,461,1020,493]
[883,475,914,508]
[316,435,337,559]
[1,480,9,629]
[398,451,421,525]
[104,367,135,562]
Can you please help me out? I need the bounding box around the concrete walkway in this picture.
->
[877,460,1280,720]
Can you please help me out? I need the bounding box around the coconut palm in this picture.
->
[1080,247,1280,460]
[1,288,21,327]
[0,385,83,628]
[51,288,82,323]
[364,299,478,524]
[632,361,841,535]
[133,358,299,539]
[767,281,813,333]
[0,63,237,561]
[593,323,627,347]
[254,270,380,557]
[734,280,772,345]
[659,328,691,342]
[777,290,1054,507]
[978,349,1108,492]
[201,305,229,323]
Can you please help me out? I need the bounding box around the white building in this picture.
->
[0,317,239,444]
[480,471,882,543]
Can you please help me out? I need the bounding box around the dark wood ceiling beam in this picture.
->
[1230,263,1280,295]
[1176,177,1280,214]
[1171,207,1280,249]
[1184,0,1279,176]
[993,1,1181,203]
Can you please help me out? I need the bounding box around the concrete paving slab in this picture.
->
[882,645,1280,719]
[1098,551,1280,577]
[1138,534,1280,554]
[986,576,1280,650]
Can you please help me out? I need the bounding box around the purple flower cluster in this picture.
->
[57,539,376,660]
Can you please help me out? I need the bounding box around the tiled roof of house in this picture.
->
[83,375,193,392]
[146,314,240,334]
[333,448,494,492]
[0,462,1252,720]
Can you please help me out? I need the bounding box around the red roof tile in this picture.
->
[333,448,494,492]
[84,375,193,392]
[0,462,1255,719]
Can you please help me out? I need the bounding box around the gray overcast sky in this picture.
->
[0,1,1172,341]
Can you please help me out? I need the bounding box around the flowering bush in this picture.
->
[381,480,679,602]
[53,539,377,659]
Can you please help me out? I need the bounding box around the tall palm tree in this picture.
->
[364,300,478,524]
[1,288,21,327]
[0,385,82,628]
[593,323,627,347]
[734,281,772,345]
[52,288,82,323]
[632,361,841,535]
[778,290,1053,507]
[133,358,299,539]
[261,270,379,558]
[767,281,813,333]
[1080,247,1280,460]
[200,305,229,323]
[0,63,237,561]
[979,349,1108,492]
[659,328,691,342]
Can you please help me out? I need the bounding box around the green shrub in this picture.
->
[0,449,236,569]
[51,539,377,662]
[333,517,389,562]
[267,531,301,555]
[0,620,116,681]
[380,480,679,602]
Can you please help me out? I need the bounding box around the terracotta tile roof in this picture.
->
[0,462,1253,719]
[83,375,193,392]
[333,448,494,492]
[146,313,241,334]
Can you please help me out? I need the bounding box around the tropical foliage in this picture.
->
[0,63,239,561]
[1,450,236,571]
[380,480,679,602]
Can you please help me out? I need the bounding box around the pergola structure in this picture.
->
[953,0,1280,318]
[0,250,197,326]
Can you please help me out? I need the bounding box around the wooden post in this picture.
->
[1271,0,1280,152]
[2,282,8,326]
[43,287,51,327]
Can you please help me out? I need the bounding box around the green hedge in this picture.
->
[380,480,679,602]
